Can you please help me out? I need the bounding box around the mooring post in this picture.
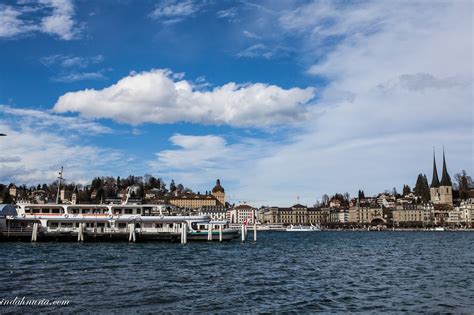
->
[78,223,84,242]
[241,224,245,242]
[253,210,257,242]
[219,224,223,242]
[129,223,136,242]
[207,223,212,241]
[31,222,38,242]
[181,222,187,244]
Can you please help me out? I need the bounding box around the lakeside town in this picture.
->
[1,151,473,230]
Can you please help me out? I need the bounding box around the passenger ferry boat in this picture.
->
[0,203,239,242]
[286,224,321,232]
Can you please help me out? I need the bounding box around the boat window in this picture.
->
[97,223,105,227]
[49,222,59,228]
[82,209,90,214]
[199,225,206,230]
[118,223,126,228]
[41,209,51,214]
[125,209,133,214]
[168,223,173,228]
[32,209,40,213]
[71,209,79,214]
[155,223,163,228]
[25,208,32,214]
[114,209,122,215]
[52,208,60,214]
[135,209,142,215]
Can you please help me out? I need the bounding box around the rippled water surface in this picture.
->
[0,232,473,313]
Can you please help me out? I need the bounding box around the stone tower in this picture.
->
[429,150,441,203]
[438,149,453,206]
[211,179,225,205]
[430,148,453,206]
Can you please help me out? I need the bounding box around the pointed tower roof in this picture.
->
[430,149,440,188]
[440,148,452,186]
[211,179,225,193]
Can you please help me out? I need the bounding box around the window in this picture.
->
[125,209,133,214]
[118,223,126,228]
[155,223,163,228]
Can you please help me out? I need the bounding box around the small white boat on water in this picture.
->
[286,224,321,232]
[431,227,445,231]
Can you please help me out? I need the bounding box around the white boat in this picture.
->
[431,227,445,231]
[0,203,239,242]
[286,224,321,232]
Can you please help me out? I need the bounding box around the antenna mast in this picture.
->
[56,166,64,204]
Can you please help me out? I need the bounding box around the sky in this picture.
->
[0,0,472,206]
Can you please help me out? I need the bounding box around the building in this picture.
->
[392,204,428,227]
[228,204,257,224]
[259,204,325,225]
[460,201,474,227]
[198,205,228,221]
[349,203,386,225]
[430,149,453,206]
[211,179,225,205]
[169,192,219,209]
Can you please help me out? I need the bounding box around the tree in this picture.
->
[321,194,329,206]
[414,174,424,197]
[170,180,176,192]
[422,175,431,202]
[2,190,13,204]
[455,170,473,200]
[413,174,430,202]
[402,184,411,196]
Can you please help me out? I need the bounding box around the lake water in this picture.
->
[0,232,473,313]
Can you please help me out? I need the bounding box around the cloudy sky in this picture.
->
[0,0,472,206]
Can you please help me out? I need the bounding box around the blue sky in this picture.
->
[0,0,472,206]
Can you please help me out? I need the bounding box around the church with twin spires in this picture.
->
[430,149,453,206]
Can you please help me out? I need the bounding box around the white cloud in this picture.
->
[0,104,113,135]
[41,54,104,68]
[0,0,80,40]
[0,125,124,185]
[242,30,260,39]
[216,7,238,20]
[150,0,202,23]
[52,71,106,82]
[52,69,316,127]
[0,5,34,37]
[39,0,77,40]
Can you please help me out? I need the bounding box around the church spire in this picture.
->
[430,148,440,188]
[440,147,452,186]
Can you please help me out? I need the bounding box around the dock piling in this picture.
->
[219,224,223,242]
[129,223,136,242]
[181,222,187,244]
[78,223,84,242]
[207,224,212,241]
[241,224,245,242]
[31,222,38,242]
[253,210,257,242]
